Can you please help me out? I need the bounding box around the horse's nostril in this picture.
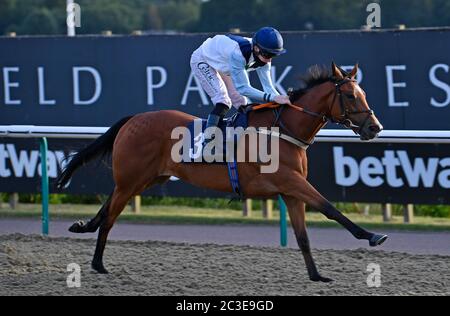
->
[369,125,381,133]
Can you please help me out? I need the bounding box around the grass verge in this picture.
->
[0,203,450,232]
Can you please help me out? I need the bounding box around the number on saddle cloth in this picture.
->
[183,111,250,163]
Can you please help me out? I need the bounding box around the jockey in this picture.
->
[190,26,291,143]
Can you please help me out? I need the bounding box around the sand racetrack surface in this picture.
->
[0,234,448,296]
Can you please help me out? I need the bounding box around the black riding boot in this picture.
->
[203,103,229,159]
[204,103,229,141]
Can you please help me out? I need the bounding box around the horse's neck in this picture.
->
[247,109,277,129]
[247,91,330,144]
[283,93,330,144]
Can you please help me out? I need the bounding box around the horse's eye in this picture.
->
[345,94,356,100]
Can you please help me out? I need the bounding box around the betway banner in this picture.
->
[307,142,449,205]
[1,29,450,129]
[0,139,448,204]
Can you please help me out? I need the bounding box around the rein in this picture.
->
[251,77,375,148]
[253,102,325,120]
[251,103,315,149]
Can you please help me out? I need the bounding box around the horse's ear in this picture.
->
[331,61,344,79]
[349,63,359,79]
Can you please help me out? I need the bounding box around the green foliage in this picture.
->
[1,0,66,34]
[59,194,106,204]
[193,0,450,32]
[17,7,60,35]
[17,193,103,204]
[195,0,267,32]
[141,196,247,210]
[0,0,201,35]
[77,0,144,34]
[1,0,450,36]
[415,205,450,218]
[382,204,450,218]
[4,193,450,218]
[157,0,201,31]
[333,202,365,214]
[0,0,17,33]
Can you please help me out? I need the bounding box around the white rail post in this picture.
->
[382,203,392,222]
[243,199,252,217]
[9,193,19,209]
[131,196,141,214]
[262,199,273,219]
[404,204,415,224]
[363,204,370,216]
[40,137,49,235]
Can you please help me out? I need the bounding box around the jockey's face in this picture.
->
[254,46,273,63]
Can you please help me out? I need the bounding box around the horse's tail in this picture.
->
[56,116,134,189]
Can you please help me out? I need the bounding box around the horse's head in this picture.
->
[328,62,383,140]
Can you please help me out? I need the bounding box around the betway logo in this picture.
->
[334,147,450,188]
[0,144,73,178]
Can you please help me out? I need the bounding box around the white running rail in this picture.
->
[0,125,449,143]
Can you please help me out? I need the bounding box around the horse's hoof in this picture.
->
[310,275,334,283]
[92,261,109,274]
[369,234,388,247]
[68,221,86,233]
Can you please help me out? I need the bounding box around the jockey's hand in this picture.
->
[273,95,292,105]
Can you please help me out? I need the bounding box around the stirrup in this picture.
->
[202,125,220,155]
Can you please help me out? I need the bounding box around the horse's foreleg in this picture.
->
[284,175,387,246]
[91,187,133,274]
[69,194,112,234]
[283,196,333,282]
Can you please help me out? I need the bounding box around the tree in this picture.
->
[18,7,60,35]
[0,0,449,36]
[195,0,268,32]
[145,4,163,30]
[158,0,201,31]
[77,0,144,34]
[0,0,16,34]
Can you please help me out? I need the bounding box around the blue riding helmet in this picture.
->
[252,27,287,56]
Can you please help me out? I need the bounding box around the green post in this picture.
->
[40,138,49,236]
[278,195,287,247]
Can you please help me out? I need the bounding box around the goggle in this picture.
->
[258,49,277,59]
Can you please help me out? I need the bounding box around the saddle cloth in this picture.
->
[182,111,249,164]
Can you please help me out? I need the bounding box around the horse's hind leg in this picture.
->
[90,175,170,274]
[91,186,133,274]
[68,194,112,234]
[283,196,333,283]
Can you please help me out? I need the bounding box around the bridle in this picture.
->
[329,77,374,134]
[287,77,375,132]
[265,77,375,148]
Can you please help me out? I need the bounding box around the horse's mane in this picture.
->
[289,65,345,102]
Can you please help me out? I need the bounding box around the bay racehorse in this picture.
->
[56,63,387,282]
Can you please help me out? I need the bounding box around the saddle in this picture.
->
[181,103,277,199]
[183,107,251,164]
